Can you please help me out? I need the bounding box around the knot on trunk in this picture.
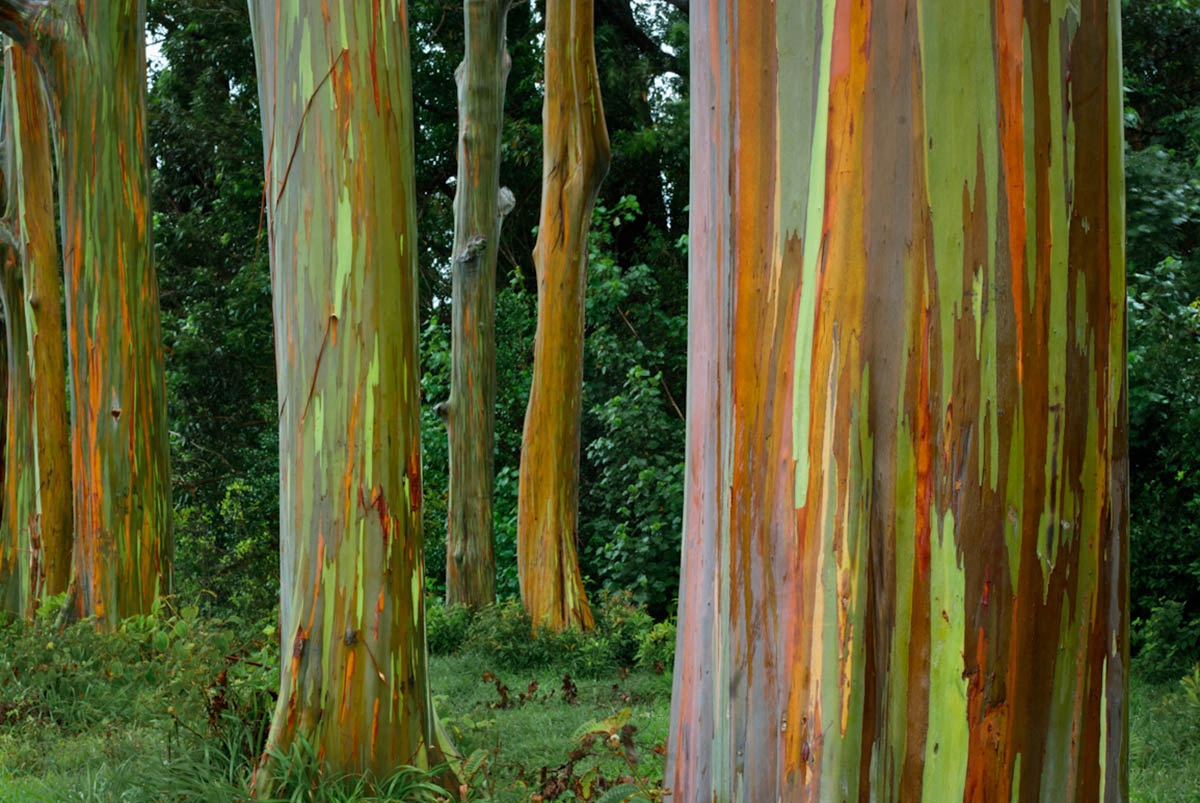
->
[454,235,487,266]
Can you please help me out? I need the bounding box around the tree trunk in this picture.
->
[0,43,72,617]
[248,0,450,787]
[0,222,35,618]
[0,1,173,628]
[0,242,16,615]
[516,0,610,631]
[667,2,1127,801]
[440,0,514,610]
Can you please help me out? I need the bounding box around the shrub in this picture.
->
[426,598,475,656]
[1134,597,1200,682]
[459,594,659,678]
[592,590,655,669]
[636,619,677,673]
[464,599,555,672]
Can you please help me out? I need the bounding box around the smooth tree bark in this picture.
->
[0,242,18,615]
[0,1,172,627]
[436,0,515,610]
[516,0,610,631]
[0,241,35,616]
[249,1,450,786]
[0,44,72,618]
[667,2,1127,801]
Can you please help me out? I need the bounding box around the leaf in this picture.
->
[594,783,644,803]
[572,707,631,742]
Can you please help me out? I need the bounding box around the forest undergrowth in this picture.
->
[1,593,1195,801]
[0,594,673,802]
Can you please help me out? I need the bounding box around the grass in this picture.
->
[1130,666,1200,803]
[431,654,671,800]
[0,600,672,802]
[2,603,1199,801]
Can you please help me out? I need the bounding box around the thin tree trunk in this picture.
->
[667,2,1127,800]
[0,43,72,614]
[0,222,35,617]
[439,0,514,610]
[0,1,172,628]
[516,0,610,632]
[0,242,16,615]
[249,0,450,787]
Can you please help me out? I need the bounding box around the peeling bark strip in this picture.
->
[443,0,514,610]
[516,0,610,632]
[667,1,1127,800]
[0,0,173,627]
[0,43,72,618]
[248,1,450,787]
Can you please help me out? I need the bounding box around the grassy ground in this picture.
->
[0,654,669,802]
[1130,666,1200,803]
[1,607,1198,802]
[430,654,671,800]
[0,601,673,802]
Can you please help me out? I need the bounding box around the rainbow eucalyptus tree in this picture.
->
[0,44,72,618]
[0,1,172,627]
[667,2,1127,800]
[4,45,73,608]
[516,0,609,631]
[436,0,514,610]
[249,0,450,786]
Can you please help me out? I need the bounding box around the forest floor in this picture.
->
[0,610,1196,801]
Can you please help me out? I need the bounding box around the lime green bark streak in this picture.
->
[922,508,968,799]
[788,0,836,508]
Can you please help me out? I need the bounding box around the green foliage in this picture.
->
[148,0,280,616]
[426,599,475,656]
[1123,0,1200,680]
[1134,599,1200,682]
[579,197,686,619]
[427,594,657,678]
[634,620,676,674]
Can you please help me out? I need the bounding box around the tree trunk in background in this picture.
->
[439,0,514,610]
[249,1,450,787]
[516,0,609,631]
[0,1,172,628]
[0,243,16,615]
[0,223,36,617]
[0,44,73,617]
[667,2,1127,801]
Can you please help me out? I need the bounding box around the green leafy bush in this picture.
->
[636,620,677,673]
[459,595,660,678]
[1134,598,1200,682]
[426,599,475,656]
[464,600,554,673]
